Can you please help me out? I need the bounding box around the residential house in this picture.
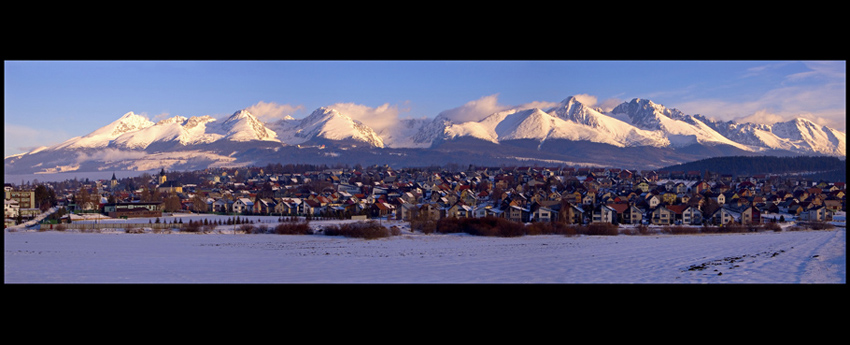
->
[302,199,322,215]
[799,205,831,222]
[232,198,254,214]
[591,204,616,224]
[5,199,19,218]
[472,204,491,218]
[650,206,675,225]
[213,198,233,213]
[681,205,703,225]
[693,181,712,194]
[507,205,531,223]
[740,205,761,225]
[533,205,559,223]
[607,203,632,224]
[710,206,739,226]
[370,202,394,218]
[660,192,678,205]
[635,181,651,193]
[824,199,843,212]
[417,203,441,221]
[643,194,661,209]
[252,198,276,215]
[665,204,688,224]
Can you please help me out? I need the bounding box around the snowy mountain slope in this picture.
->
[377,117,432,148]
[273,107,385,148]
[771,118,846,155]
[695,115,846,156]
[546,97,669,147]
[51,112,155,150]
[609,98,754,150]
[5,96,845,175]
[443,106,665,148]
[111,115,226,149]
[218,110,280,142]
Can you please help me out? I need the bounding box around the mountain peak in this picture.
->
[96,112,155,138]
[611,98,686,130]
[284,107,385,148]
[220,109,278,142]
[549,96,599,127]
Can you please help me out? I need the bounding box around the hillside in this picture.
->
[661,155,847,180]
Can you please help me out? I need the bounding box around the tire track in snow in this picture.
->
[798,229,845,283]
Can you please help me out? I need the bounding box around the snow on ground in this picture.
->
[4,214,845,284]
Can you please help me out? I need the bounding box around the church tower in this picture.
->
[158,168,167,185]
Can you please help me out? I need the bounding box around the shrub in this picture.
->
[632,224,651,235]
[586,222,619,236]
[764,222,782,232]
[665,225,699,235]
[435,216,528,237]
[182,220,202,233]
[797,221,835,231]
[322,220,392,239]
[274,222,313,235]
[620,227,638,235]
[410,212,437,234]
[237,224,256,234]
[389,225,402,236]
[700,224,718,234]
[714,223,747,233]
[55,223,67,232]
[203,222,218,234]
[527,222,562,235]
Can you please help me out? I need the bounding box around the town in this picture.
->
[4,162,846,231]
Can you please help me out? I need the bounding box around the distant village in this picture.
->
[5,163,847,228]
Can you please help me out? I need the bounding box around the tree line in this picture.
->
[662,155,846,179]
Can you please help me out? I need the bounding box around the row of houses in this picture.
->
[9,164,845,228]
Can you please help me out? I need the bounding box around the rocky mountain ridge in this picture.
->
[5,97,845,174]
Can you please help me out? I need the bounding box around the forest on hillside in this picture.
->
[661,156,846,181]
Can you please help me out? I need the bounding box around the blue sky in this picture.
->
[4,60,845,157]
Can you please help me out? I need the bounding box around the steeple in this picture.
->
[158,168,167,185]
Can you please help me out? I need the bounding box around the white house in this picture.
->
[533,206,558,223]
[711,206,739,225]
[682,205,703,225]
[5,199,19,218]
[799,206,831,222]
[592,204,616,224]
[232,198,254,214]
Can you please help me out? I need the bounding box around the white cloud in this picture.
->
[74,148,148,165]
[733,109,786,126]
[597,98,624,113]
[151,112,172,122]
[437,94,510,123]
[326,102,404,133]
[246,101,305,121]
[4,124,69,157]
[572,94,598,107]
[516,100,560,111]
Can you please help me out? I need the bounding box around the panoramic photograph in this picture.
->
[4,60,846,284]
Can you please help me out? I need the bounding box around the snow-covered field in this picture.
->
[4,214,845,284]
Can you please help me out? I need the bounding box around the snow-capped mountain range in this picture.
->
[5,97,845,174]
